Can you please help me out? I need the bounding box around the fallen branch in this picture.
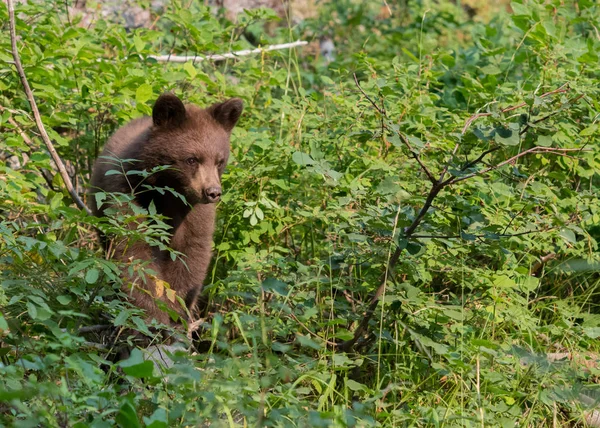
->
[149,40,308,64]
[7,0,91,215]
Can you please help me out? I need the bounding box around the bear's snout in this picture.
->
[204,186,222,203]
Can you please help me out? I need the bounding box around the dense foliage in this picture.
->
[1,0,599,426]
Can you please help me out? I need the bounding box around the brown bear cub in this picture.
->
[90,93,243,326]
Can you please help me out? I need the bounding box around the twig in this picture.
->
[148,40,308,64]
[461,83,571,135]
[461,147,501,171]
[446,147,586,186]
[530,253,556,277]
[353,74,436,183]
[410,228,553,240]
[7,0,92,215]
[77,324,112,334]
[519,93,586,136]
[398,133,437,183]
[353,73,386,115]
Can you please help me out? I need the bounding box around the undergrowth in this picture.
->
[1,0,599,426]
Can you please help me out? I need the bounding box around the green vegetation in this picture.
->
[1,0,600,426]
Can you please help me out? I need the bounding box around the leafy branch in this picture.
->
[7,0,91,215]
[338,78,586,352]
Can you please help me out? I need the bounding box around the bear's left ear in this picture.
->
[153,93,187,128]
[208,98,243,132]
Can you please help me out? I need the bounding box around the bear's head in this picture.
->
[140,93,243,206]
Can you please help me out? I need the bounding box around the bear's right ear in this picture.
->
[152,93,187,128]
[208,98,244,132]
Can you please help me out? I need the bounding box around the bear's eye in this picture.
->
[186,157,197,166]
[217,159,225,168]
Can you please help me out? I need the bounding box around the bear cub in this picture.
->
[90,93,243,326]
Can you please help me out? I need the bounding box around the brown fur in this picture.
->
[90,93,243,325]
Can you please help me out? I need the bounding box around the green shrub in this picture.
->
[1,0,599,426]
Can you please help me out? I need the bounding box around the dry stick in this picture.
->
[7,0,92,215]
[149,40,308,64]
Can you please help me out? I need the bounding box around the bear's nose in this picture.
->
[204,186,222,203]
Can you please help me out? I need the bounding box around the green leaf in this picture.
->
[143,408,168,428]
[584,327,600,339]
[116,400,142,428]
[57,295,72,305]
[114,310,130,327]
[559,228,576,244]
[136,83,153,105]
[133,35,145,53]
[85,268,100,284]
[494,126,520,146]
[262,278,289,295]
[292,151,315,166]
[580,125,597,136]
[535,135,552,147]
[320,75,334,85]
[184,61,197,79]
[296,334,322,350]
[0,313,8,331]
[26,301,38,320]
[119,349,154,379]
[346,379,367,392]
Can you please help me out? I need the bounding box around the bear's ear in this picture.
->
[208,98,243,132]
[152,93,187,128]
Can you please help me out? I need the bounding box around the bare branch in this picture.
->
[7,0,92,215]
[148,40,308,64]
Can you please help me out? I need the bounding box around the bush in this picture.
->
[1,0,599,426]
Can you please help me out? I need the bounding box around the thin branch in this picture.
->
[410,228,553,240]
[530,253,556,277]
[447,147,586,186]
[519,93,586,136]
[461,83,570,135]
[398,133,437,183]
[148,40,308,64]
[7,0,91,215]
[353,73,386,115]
[461,146,501,171]
[353,74,436,183]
